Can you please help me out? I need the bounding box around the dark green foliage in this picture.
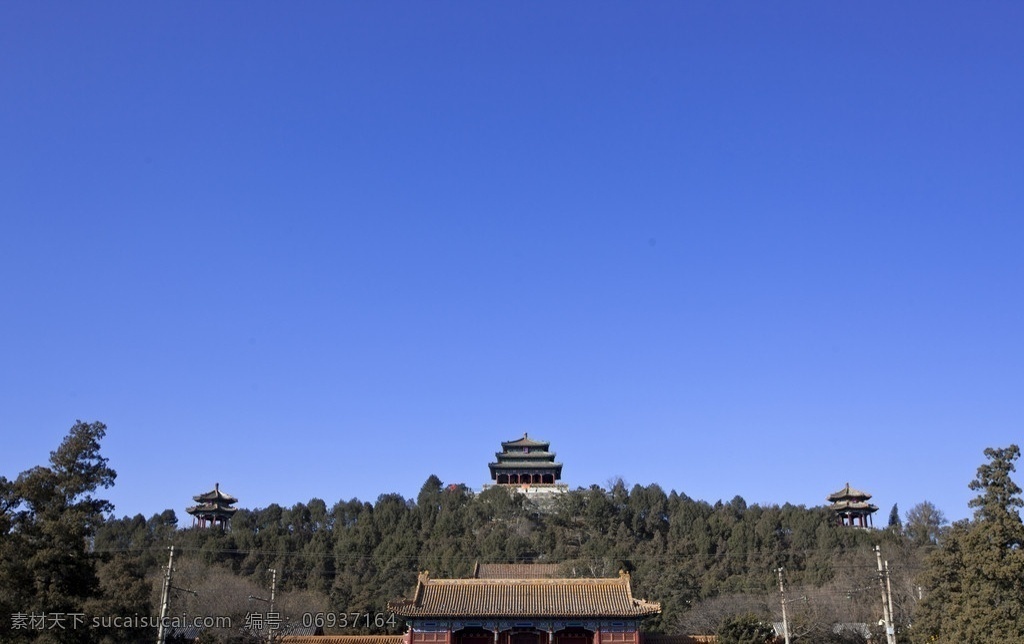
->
[0,421,117,643]
[811,628,869,644]
[968,445,1024,521]
[717,613,774,644]
[887,503,900,529]
[84,554,153,643]
[133,479,902,637]
[911,445,1024,643]
[7,427,958,642]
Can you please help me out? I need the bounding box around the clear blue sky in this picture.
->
[2,3,1022,525]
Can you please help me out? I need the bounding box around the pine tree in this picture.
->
[912,445,1024,643]
[958,445,1024,641]
[717,613,775,644]
[887,503,900,529]
[0,421,117,643]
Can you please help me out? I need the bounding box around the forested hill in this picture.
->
[12,423,1006,644]
[92,476,928,638]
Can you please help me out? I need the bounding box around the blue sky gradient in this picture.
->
[2,3,1022,523]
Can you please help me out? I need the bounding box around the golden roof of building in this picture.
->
[390,571,661,618]
[474,563,561,579]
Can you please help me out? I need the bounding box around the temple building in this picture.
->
[484,434,568,501]
[186,482,238,529]
[389,568,661,644]
[827,483,878,528]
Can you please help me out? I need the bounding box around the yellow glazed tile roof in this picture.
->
[390,571,661,618]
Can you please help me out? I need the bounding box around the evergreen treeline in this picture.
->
[3,423,1022,644]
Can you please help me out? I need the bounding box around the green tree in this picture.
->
[912,445,1024,643]
[0,421,117,643]
[717,613,775,644]
[887,503,900,529]
[85,554,153,643]
[903,501,946,547]
[969,445,1024,521]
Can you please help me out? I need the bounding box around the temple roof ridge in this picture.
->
[827,482,872,502]
[391,569,660,618]
[501,432,550,449]
[192,482,238,504]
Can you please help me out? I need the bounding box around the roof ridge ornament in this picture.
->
[413,571,430,605]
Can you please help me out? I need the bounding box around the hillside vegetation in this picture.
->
[3,423,1020,644]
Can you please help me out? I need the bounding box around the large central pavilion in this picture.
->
[388,567,661,644]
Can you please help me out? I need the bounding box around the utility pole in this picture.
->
[269,567,278,643]
[875,546,896,644]
[777,567,791,644]
[156,546,175,644]
[885,559,895,629]
[269,568,277,615]
[250,568,280,643]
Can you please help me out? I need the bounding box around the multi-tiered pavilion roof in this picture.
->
[186,482,238,529]
[488,434,563,486]
[827,483,878,528]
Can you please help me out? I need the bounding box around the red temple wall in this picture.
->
[599,632,638,644]
[410,632,452,644]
